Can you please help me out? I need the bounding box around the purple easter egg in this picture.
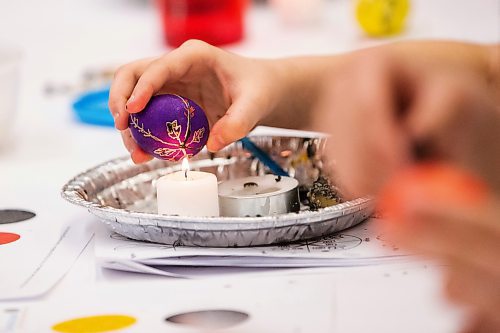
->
[129,94,209,161]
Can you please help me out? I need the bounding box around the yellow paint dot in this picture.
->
[355,0,410,37]
[52,315,136,333]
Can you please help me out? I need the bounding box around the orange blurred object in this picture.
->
[156,0,248,47]
[378,163,489,222]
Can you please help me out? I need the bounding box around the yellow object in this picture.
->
[52,315,136,333]
[355,0,410,37]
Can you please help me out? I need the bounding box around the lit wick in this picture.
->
[182,157,190,180]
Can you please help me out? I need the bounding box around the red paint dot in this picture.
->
[0,232,21,245]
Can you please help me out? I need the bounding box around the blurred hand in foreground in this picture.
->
[316,42,499,333]
[315,41,500,198]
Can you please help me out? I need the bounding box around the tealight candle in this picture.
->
[157,158,219,217]
[218,175,300,217]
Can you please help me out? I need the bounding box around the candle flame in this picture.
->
[182,157,190,172]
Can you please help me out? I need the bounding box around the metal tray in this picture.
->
[61,136,373,247]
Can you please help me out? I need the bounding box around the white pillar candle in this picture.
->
[157,158,219,217]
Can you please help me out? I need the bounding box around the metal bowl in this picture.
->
[61,136,373,247]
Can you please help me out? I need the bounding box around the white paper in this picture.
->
[95,218,412,277]
[0,213,94,301]
[15,263,463,333]
[0,307,23,333]
[19,273,337,333]
[335,263,464,333]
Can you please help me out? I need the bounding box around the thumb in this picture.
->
[207,99,260,152]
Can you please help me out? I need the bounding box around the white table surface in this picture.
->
[0,0,498,332]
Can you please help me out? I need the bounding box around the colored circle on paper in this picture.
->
[356,0,410,37]
[52,315,136,333]
[0,232,20,245]
[0,209,36,224]
[166,309,249,329]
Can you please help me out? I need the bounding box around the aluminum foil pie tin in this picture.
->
[61,136,374,247]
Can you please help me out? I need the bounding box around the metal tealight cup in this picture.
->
[218,175,300,217]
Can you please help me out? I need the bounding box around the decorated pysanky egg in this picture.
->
[129,94,209,161]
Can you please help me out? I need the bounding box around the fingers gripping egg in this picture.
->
[128,94,210,161]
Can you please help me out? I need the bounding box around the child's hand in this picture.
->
[109,40,283,163]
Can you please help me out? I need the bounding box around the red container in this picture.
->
[157,0,248,47]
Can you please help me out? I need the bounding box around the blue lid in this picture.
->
[72,88,114,127]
